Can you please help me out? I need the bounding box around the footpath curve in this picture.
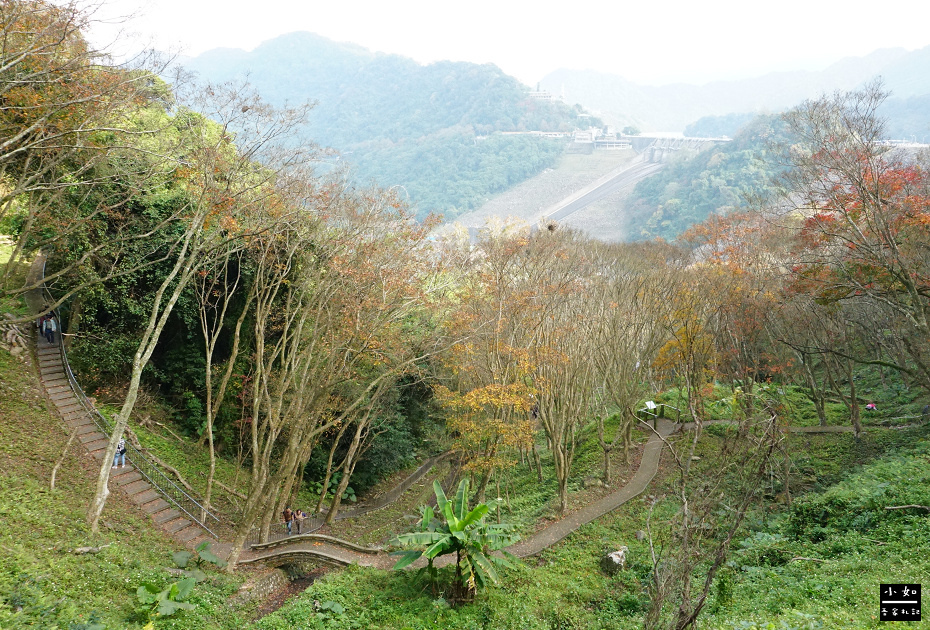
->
[508,418,676,558]
[241,419,678,569]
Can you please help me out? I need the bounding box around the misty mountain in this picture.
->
[177,32,593,220]
[540,46,930,132]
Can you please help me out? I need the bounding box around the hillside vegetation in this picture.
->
[180,32,597,220]
[624,115,785,241]
[2,4,930,629]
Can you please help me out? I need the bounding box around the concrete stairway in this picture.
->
[28,254,209,548]
[36,337,206,545]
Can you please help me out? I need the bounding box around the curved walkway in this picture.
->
[241,419,678,569]
[508,418,676,558]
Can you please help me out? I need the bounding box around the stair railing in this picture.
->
[40,258,221,539]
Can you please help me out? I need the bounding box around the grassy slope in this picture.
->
[0,250,251,629]
[256,404,930,630]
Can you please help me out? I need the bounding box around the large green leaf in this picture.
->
[391,550,422,570]
[136,583,161,605]
[424,538,451,559]
[470,550,500,585]
[196,541,227,568]
[452,478,469,521]
[394,531,446,546]
[172,550,193,569]
[459,503,489,530]
[494,550,519,569]
[172,577,197,601]
[441,500,459,531]
[433,480,448,514]
[420,505,435,531]
[156,599,195,617]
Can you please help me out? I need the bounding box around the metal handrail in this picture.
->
[39,258,220,538]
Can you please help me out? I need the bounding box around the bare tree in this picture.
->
[645,404,782,630]
[587,243,674,482]
[87,81,318,531]
[224,191,456,571]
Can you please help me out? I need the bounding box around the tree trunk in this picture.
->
[801,357,828,426]
[475,466,493,505]
[315,424,348,514]
[63,296,81,351]
[532,442,543,483]
[50,428,78,491]
[846,357,862,437]
[86,213,205,532]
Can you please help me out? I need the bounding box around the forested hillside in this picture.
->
[179,32,596,220]
[3,3,930,629]
[623,115,786,241]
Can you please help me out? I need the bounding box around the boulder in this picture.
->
[600,545,628,576]
[583,476,607,489]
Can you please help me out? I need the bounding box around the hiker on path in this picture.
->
[112,437,126,469]
[283,506,294,535]
[45,315,57,344]
[295,509,305,534]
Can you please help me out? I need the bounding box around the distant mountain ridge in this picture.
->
[177,32,594,220]
[540,46,930,132]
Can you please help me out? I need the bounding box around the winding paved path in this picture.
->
[240,419,678,569]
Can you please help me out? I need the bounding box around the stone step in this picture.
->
[142,498,170,515]
[175,525,202,544]
[55,400,84,415]
[48,389,74,402]
[123,479,150,495]
[131,489,160,506]
[75,423,99,436]
[63,415,95,429]
[154,508,181,525]
[114,469,142,485]
[86,438,109,454]
[45,375,70,387]
[165,518,193,534]
[79,431,106,446]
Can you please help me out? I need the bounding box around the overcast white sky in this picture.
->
[90,0,930,86]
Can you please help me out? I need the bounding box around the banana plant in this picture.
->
[392,478,520,600]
